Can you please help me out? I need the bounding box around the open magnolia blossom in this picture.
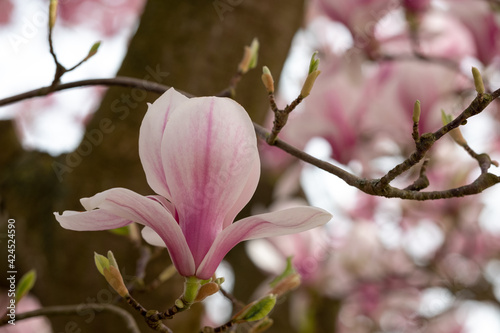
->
[54,88,331,279]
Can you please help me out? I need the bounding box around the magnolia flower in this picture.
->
[54,89,331,279]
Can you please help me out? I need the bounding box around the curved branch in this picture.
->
[0,77,176,108]
[0,77,499,201]
[0,303,141,333]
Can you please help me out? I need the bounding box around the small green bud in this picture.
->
[238,38,259,74]
[440,110,453,125]
[49,0,58,29]
[214,277,225,286]
[15,270,36,303]
[269,273,301,297]
[86,41,101,60]
[413,100,421,123]
[270,257,296,287]
[441,110,467,146]
[300,70,321,98]
[472,67,485,94]
[308,51,320,74]
[107,251,119,269]
[175,299,185,308]
[94,252,110,276]
[261,66,275,93]
[234,295,277,323]
[248,38,259,70]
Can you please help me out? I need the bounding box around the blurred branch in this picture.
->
[0,304,141,333]
[0,78,499,201]
[378,52,460,72]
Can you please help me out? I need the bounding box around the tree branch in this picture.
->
[0,303,141,333]
[1,77,499,201]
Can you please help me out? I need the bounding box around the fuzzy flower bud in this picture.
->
[413,100,421,123]
[472,67,485,95]
[239,38,259,74]
[233,295,277,323]
[261,66,275,93]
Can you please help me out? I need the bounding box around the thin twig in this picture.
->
[0,304,141,333]
[0,77,499,201]
[220,287,245,311]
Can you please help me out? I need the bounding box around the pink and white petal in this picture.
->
[77,187,195,276]
[162,97,259,265]
[139,88,189,199]
[221,156,261,229]
[142,226,167,247]
[54,209,132,231]
[147,195,177,220]
[196,207,332,279]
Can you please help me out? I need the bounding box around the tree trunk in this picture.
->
[1,0,304,332]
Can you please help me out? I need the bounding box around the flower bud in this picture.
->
[194,282,220,302]
[441,110,467,147]
[233,294,277,323]
[16,270,36,303]
[103,266,129,297]
[85,41,101,61]
[472,67,485,94]
[49,0,58,29]
[413,100,421,123]
[308,51,320,74]
[261,66,274,93]
[269,273,301,297]
[300,71,321,98]
[94,252,129,297]
[239,38,259,73]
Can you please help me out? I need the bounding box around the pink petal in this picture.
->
[196,207,332,279]
[221,156,260,229]
[58,187,195,276]
[139,88,188,199]
[141,226,167,247]
[54,209,131,231]
[161,97,259,266]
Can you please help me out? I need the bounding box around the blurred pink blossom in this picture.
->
[378,11,477,61]
[446,0,500,65]
[58,0,146,36]
[402,0,431,14]
[0,0,13,25]
[316,0,399,52]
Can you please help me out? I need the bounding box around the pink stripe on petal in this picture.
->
[222,156,260,229]
[196,207,332,279]
[162,97,259,266]
[139,88,188,199]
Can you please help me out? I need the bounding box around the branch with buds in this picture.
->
[262,52,321,144]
